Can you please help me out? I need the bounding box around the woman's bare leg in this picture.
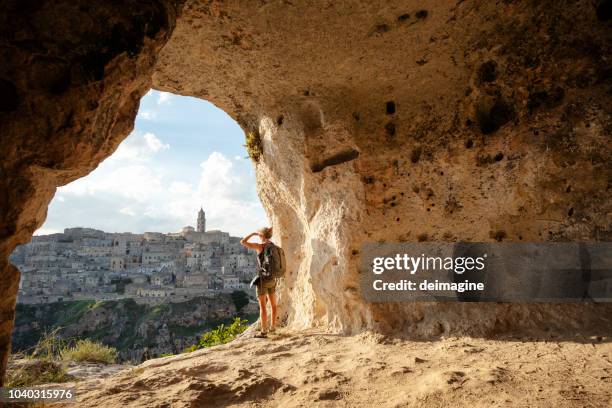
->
[268,293,277,330]
[257,294,268,332]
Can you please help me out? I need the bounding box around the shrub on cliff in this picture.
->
[6,330,74,387]
[244,129,263,162]
[60,339,118,364]
[184,317,249,352]
[6,359,74,387]
[231,290,250,312]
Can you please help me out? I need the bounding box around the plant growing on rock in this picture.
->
[6,330,74,387]
[244,129,263,162]
[60,339,118,364]
[184,317,249,352]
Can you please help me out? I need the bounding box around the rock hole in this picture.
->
[372,23,391,34]
[566,185,572,193]
[568,208,574,216]
[276,115,284,126]
[410,146,422,163]
[478,60,497,83]
[0,78,19,111]
[352,111,360,121]
[361,175,374,184]
[465,139,474,148]
[476,98,516,135]
[397,13,410,22]
[311,148,360,173]
[491,230,507,242]
[415,10,428,19]
[527,87,565,111]
[417,233,428,242]
[597,0,612,21]
[494,152,504,161]
[385,122,396,137]
[385,101,396,115]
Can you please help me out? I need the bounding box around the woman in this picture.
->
[240,227,277,337]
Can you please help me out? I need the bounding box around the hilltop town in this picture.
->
[10,208,259,305]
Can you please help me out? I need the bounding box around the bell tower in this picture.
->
[197,207,206,232]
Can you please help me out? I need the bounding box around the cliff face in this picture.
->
[12,297,251,362]
[1,0,611,383]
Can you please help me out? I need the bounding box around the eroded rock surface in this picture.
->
[54,329,612,407]
[153,0,612,334]
[0,0,185,384]
[1,0,611,383]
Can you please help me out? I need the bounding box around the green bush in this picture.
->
[231,290,249,312]
[244,130,263,162]
[6,330,74,387]
[6,359,74,387]
[184,317,249,352]
[28,329,68,360]
[60,339,117,364]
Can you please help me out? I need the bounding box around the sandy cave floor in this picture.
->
[52,329,612,408]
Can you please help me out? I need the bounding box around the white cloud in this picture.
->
[34,227,61,236]
[36,92,265,237]
[193,152,267,234]
[119,207,137,216]
[169,181,193,195]
[60,165,164,202]
[112,131,169,162]
[140,110,157,121]
[50,149,265,236]
[157,92,174,105]
[143,133,169,153]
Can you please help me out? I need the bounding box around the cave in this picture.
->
[1,0,611,386]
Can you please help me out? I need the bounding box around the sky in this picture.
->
[35,90,267,237]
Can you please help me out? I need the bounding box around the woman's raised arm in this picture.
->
[240,232,263,252]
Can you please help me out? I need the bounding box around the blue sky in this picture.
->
[36,90,267,237]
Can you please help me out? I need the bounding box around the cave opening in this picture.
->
[8,89,267,363]
[31,89,266,238]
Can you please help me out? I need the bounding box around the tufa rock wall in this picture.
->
[0,0,185,385]
[1,0,611,382]
[153,0,612,334]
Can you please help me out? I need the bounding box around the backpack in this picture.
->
[258,243,286,280]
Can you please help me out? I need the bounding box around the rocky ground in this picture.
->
[51,328,612,407]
